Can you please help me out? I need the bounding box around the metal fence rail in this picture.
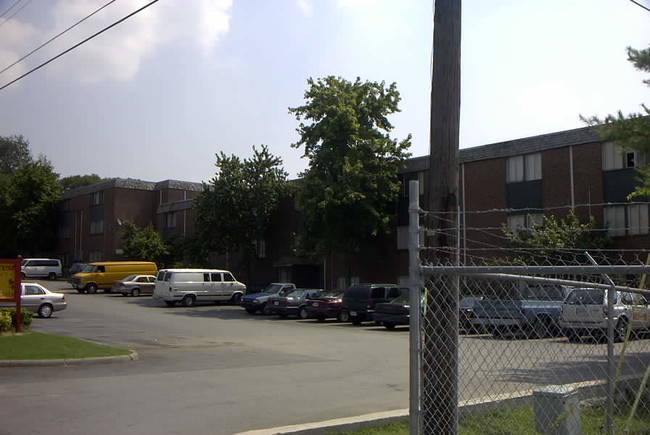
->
[408,181,650,434]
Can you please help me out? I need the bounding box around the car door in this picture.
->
[221,272,236,299]
[22,284,45,311]
[209,272,223,300]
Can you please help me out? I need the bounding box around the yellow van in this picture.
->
[70,261,158,294]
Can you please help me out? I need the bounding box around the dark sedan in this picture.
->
[302,290,344,321]
[267,289,323,318]
[373,291,412,330]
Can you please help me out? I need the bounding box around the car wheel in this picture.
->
[182,295,196,307]
[299,307,308,320]
[38,304,53,318]
[566,329,581,343]
[316,316,326,323]
[245,307,257,314]
[230,293,242,305]
[21,272,26,279]
[260,303,270,314]
[86,283,98,294]
[339,311,350,323]
[131,288,141,297]
[47,272,57,280]
[615,318,629,342]
[383,322,396,330]
[351,317,362,326]
[165,301,176,307]
[121,292,128,297]
[532,318,550,339]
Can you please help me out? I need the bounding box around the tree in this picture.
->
[582,45,650,198]
[0,157,62,256]
[0,135,32,174]
[289,76,411,258]
[122,221,169,264]
[195,145,289,270]
[60,174,103,191]
[503,211,610,265]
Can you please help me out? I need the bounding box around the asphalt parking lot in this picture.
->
[2,279,649,435]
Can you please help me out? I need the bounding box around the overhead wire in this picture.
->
[0,0,23,20]
[0,0,118,77]
[0,0,35,30]
[0,0,160,92]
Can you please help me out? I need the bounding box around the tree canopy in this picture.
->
[60,174,104,191]
[122,221,169,264]
[0,136,61,256]
[195,145,289,265]
[289,76,411,257]
[582,45,650,198]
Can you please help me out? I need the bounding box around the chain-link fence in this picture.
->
[407,182,650,434]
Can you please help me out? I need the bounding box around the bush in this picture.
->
[0,308,32,332]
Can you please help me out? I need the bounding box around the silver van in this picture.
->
[21,258,62,280]
[560,288,650,342]
[153,268,246,307]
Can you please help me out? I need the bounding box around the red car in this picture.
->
[302,290,345,321]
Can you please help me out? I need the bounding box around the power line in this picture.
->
[0,0,35,30]
[0,0,118,77]
[0,0,160,92]
[0,0,23,20]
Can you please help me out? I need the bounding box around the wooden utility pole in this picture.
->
[423,0,461,433]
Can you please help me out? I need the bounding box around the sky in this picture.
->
[0,0,648,184]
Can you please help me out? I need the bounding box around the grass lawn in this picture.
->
[0,332,131,360]
[333,404,650,434]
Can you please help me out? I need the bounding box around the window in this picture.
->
[602,142,644,170]
[223,273,235,282]
[604,204,649,237]
[24,285,45,296]
[90,219,104,234]
[506,213,544,233]
[89,250,103,262]
[256,239,266,258]
[506,153,541,183]
[211,272,222,282]
[92,191,104,205]
[166,212,176,229]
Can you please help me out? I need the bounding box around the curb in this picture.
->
[0,350,139,367]
[234,409,409,435]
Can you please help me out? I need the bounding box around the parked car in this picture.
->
[153,269,246,307]
[71,261,158,294]
[373,289,412,330]
[303,290,345,321]
[267,288,324,318]
[471,283,571,338]
[459,296,485,333]
[560,288,650,342]
[0,282,67,318]
[20,258,62,280]
[339,284,404,325]
[111,275,157,297]
[241,283,296,314]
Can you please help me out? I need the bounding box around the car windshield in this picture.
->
[389,291,410,305]
[321,290,343,298]
[286,290,304,298]
[79,264,96,273]
[565,289,604,305]
[264,284,285,294]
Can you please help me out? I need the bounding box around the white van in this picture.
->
[21,258,62,280]
[560,288,650,342]
[153,269,246,307]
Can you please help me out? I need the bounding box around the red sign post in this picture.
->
[0,259,22,332]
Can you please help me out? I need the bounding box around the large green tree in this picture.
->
[503,211,610,265]
[0,135,31,174]
[289,76,411,258]
[195,145,289,269]
[582,45,650,198]
[60,174,103,191]
[122,221,169,264]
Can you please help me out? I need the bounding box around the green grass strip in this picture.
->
[0,332,131,360]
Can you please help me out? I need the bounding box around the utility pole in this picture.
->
[423,0,461,434]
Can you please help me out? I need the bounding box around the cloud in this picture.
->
[1,0,233,84]
[296,0,313,17]
[0,19,39,86]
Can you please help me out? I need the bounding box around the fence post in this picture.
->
[408,180,422,435]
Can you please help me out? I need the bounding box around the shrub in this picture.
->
[0,308,32,332]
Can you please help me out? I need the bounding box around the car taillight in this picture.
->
[367,301,374,309]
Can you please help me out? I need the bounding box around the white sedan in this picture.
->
[0,282,67,318]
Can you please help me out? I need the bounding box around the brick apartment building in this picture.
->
[55,125,650,289]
